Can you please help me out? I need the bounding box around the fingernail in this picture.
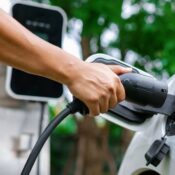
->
[125,68,132,71]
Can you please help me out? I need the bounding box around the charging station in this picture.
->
[6,1,67,102]
[0,1,67,175]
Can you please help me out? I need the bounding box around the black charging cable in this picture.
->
[21,99,88,175]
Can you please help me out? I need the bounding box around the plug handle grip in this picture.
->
[120,73,168,107]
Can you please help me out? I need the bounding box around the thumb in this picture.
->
[108,65,132,75]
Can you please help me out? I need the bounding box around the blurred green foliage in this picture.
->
[50,0,175,76]
[51,0,122,35]
[114,0,175,75]
[49,102,77,135]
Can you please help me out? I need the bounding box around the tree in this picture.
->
[111,0,175,76]
[50,0,123,58]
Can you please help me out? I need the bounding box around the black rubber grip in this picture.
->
[120,73,168,107]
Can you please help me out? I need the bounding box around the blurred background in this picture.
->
[1,0,175,175]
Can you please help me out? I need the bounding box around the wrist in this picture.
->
[38,43,84,85]
[60,53,85,86]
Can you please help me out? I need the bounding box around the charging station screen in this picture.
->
[8,3,65,100]
[34,32,49,41]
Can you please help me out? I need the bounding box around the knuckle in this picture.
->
[91,110,99,116]
[118,94,125,102]
[115,76,120,83]
[107,84,115,93]
[94,112,100,116]
[100,106,108,113]
[109,98,118,108]
[110,101,117,108]
[89,95,99,103]
[101,92,107,98]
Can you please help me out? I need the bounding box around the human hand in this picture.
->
[66,62,132,116]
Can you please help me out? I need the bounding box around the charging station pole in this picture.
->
[0,1,67,175]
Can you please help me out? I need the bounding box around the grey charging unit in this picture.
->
[6,1,67,102]
[1,1,67,175]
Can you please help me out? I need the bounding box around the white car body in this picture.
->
[118,75,175,175]
[86,54,174,175]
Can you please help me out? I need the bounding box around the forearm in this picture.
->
[0,10,131,116]
[0,9,82,85]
